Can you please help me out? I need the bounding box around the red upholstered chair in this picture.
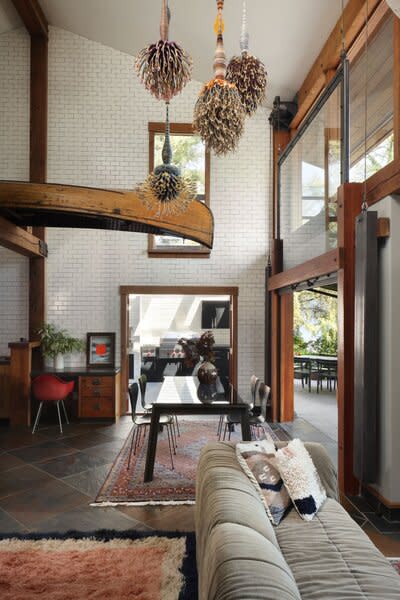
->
[31,374,74,434]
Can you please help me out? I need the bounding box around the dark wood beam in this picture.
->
[11,0,48,37]
[366,158,400,206]
[0,216,47,257]
[268,249,340,292]
[17,0,49,342]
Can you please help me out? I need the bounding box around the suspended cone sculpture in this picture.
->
[226,0,267,116]
[193,0,245,155]
[138,103,197,215]
[135,0,192,102]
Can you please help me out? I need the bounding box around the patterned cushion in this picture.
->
[236,440,291,526]
[272,438,326,521]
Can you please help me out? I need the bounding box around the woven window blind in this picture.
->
[349,13,393,165]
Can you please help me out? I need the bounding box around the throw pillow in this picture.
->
[272,438,327,521]
[236,439,291,526]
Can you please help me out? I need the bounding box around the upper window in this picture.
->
[349,12,394,180]
[148,123,210,257]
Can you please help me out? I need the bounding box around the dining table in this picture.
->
[143,376,252,482]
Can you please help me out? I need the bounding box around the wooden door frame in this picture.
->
[119,285,239,414]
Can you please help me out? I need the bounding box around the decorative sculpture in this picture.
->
[193,0,245,155]
[135,0,192,102]
[226,0,267,116]
[138,103,197,215]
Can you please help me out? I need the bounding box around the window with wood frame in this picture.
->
[148,122,210,257]
[349,11,394,181]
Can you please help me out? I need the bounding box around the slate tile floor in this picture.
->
[0,415,399,557]
[0,417,194,534]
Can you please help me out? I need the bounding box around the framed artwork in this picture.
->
[86,332,115,368]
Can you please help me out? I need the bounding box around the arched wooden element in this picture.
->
[0,181,214,249]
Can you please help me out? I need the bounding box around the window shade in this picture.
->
[349,13,394,165]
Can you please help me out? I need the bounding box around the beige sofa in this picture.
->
[195,441,400,600]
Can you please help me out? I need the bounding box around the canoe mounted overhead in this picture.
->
[0,181,214,249]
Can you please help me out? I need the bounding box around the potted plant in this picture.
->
[179,331,217,385]
[37,323,85,369]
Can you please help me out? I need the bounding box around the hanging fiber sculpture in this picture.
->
[135,0,192,102]
[226,0,267,116]
[193,0,245,155]
[138,103,197,215]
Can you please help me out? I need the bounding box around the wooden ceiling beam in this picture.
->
[11,0,48,38]
[0,216,47,258]
[291,0,382,131]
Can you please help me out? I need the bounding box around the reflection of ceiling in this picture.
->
[0,0,348,103]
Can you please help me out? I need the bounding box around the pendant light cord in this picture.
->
[341,0,346,55]
[362,0,369,212]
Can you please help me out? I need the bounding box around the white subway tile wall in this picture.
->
[0,28,30,353]
[1,26,271,395]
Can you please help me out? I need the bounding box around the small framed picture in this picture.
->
[86,332,115,369]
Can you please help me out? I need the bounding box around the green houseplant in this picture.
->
[37,323,85,369]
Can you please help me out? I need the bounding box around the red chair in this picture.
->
[31,374,74,434]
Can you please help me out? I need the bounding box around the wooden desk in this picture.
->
[31,367,121,422]
[143,376,251,482]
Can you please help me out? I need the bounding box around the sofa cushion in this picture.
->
[200,522,302,600]
[276,498,400,599]
[273,439,327,521]
[276,441,338,501]
[236,439,291,525]
[196,443,279,569]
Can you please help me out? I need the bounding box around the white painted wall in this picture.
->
[43,27,270,395]
[370,195,400,503]
[0,27,30,354]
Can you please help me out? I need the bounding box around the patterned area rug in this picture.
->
[95,418,287,506]
[0,530,197,600]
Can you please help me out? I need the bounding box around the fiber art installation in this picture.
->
[135,0,192,102]
[193,0,245,155]
[226,0,267,116]
[138,103,197,215]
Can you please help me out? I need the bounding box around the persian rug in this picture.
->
[0,529,197,600]
[95,417,286,506]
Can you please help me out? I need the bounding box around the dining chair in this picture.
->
[31,374,74,434]
[138,374,151,411]
[127,382,176,470]
[218,375,259,441]
[316,359,337,393]
[248,383,271,439]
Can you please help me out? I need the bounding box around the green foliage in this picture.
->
[294,291,337,356]
[37,323,85,358]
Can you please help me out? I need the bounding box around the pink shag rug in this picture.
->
[0,531,196,600]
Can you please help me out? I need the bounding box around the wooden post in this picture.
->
[8,341,40,426]
[29,33,48,341]
[337,183,363,495]
[280,292,294,422]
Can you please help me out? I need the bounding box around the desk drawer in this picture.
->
[79,396,114,418]
[80,376,114,397]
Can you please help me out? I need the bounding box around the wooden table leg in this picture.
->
[240,407,251,441]
[144,407,160,482]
